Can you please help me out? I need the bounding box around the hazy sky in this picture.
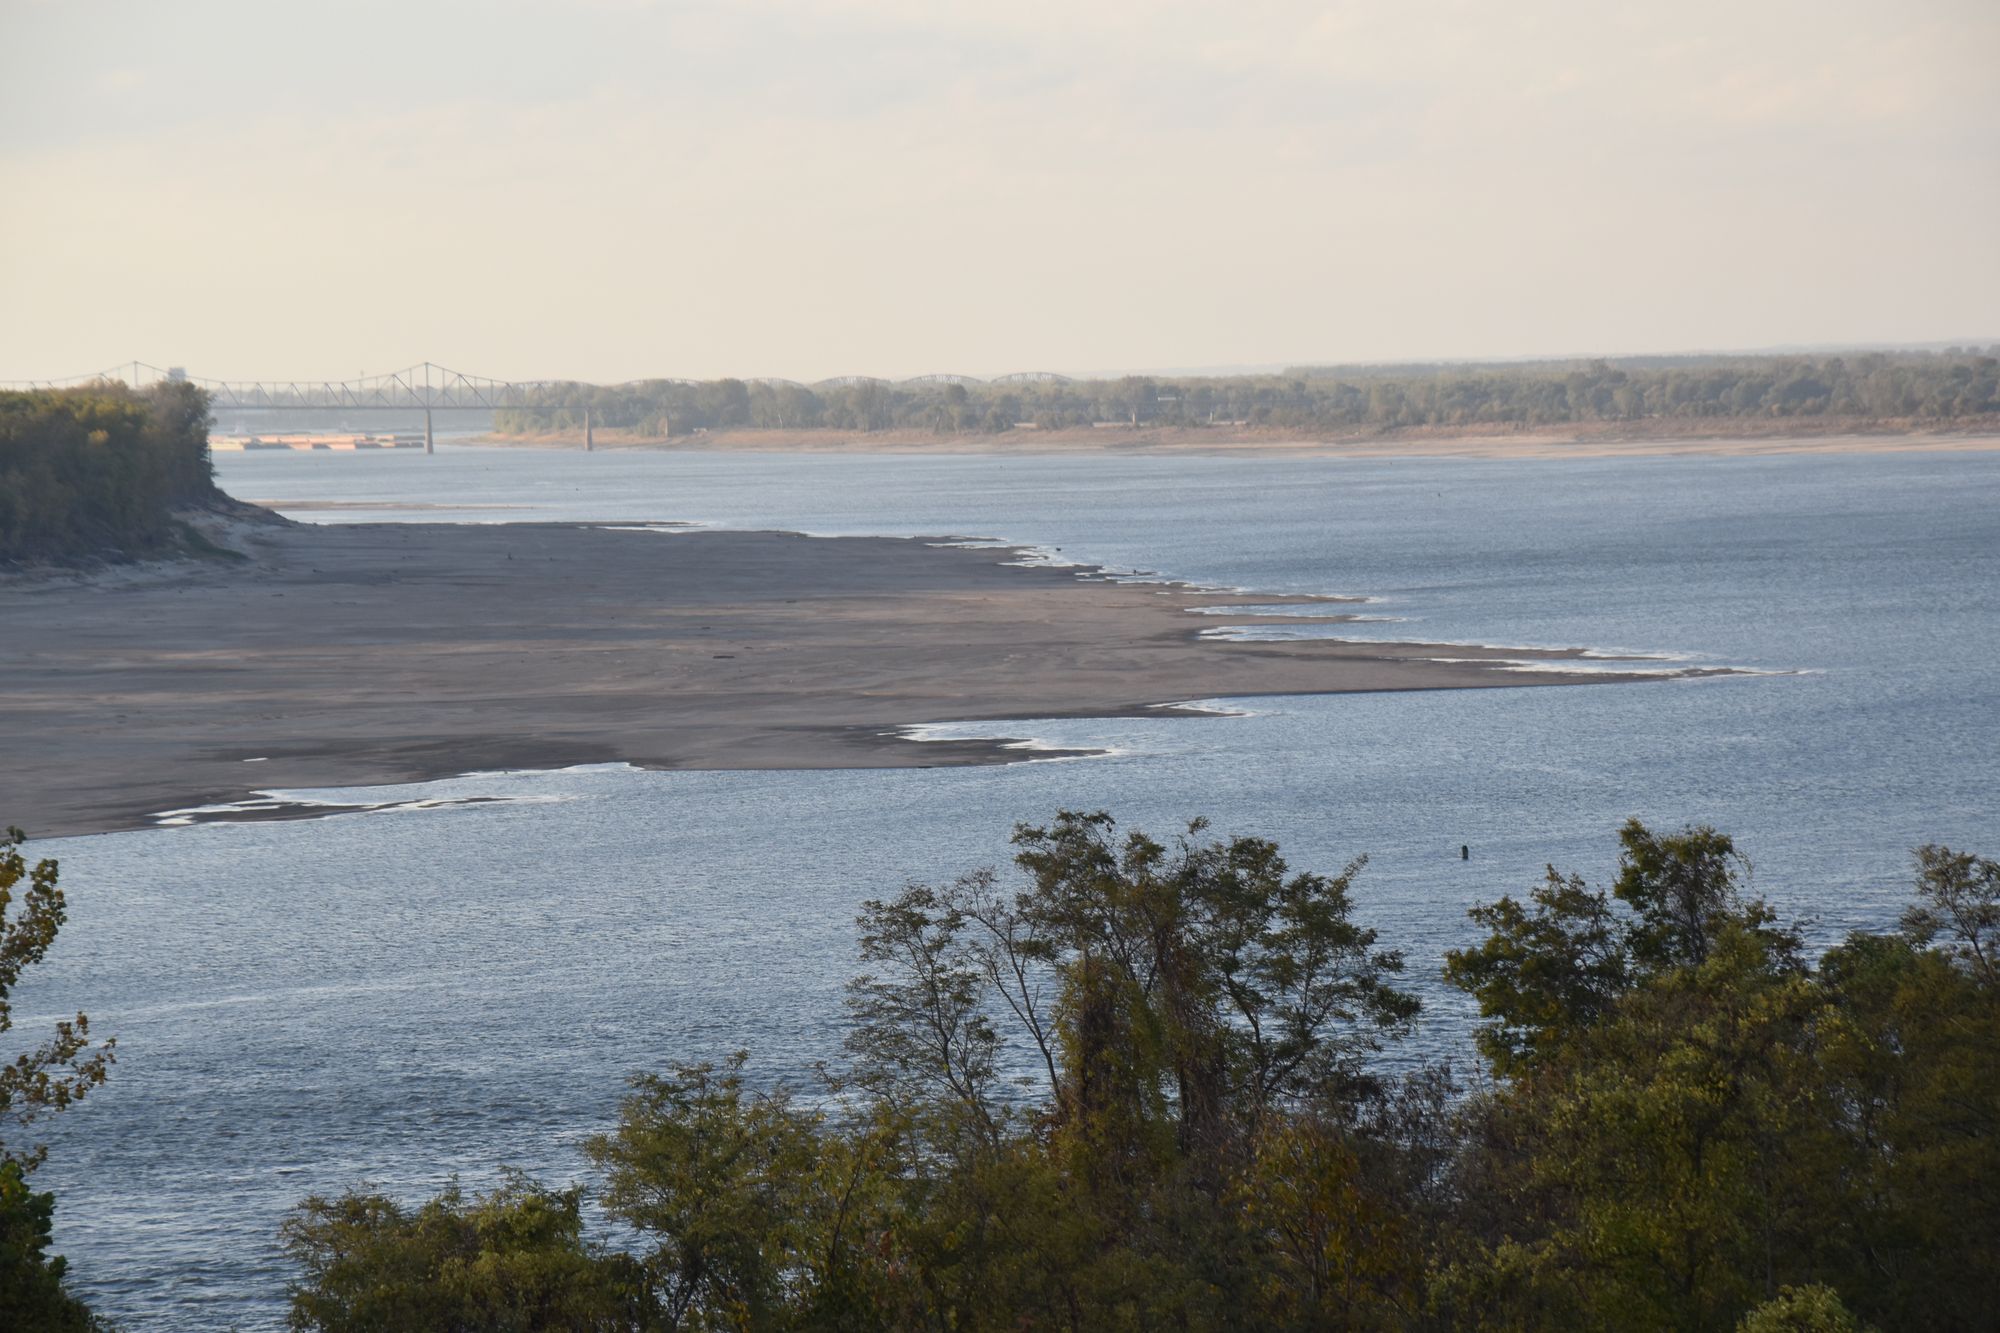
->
[3,0,1995,382]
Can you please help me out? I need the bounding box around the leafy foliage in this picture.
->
[1437,831,1998,1331]
[0,382,216,562]
[582,1055,904,1331]
[0,1160,103,1331]
[282,817,2000,1331]
[1442,819,1797,1072]
[0,830,115,1328]
[284,1175,648,1332]
[1,829,116,1173]
[1734,1284,1864,1333]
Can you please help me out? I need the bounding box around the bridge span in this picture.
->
[3,360,1086,453]
[1,361,571,454]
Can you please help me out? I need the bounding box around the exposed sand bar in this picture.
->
[3,520,1718,838]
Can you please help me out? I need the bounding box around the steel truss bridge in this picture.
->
[2,361,1081,452]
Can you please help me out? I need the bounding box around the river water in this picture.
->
[26,445,2000,1328]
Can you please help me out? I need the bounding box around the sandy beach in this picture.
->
[0,516,1724,839]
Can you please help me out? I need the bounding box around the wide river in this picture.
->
[28,445,2000,1329]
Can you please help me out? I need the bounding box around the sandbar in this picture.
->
[2,518,1719,838]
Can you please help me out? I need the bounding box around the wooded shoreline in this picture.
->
[477,419,2000,458]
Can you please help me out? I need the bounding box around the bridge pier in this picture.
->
[584,406,594,452]
[423,408,434,455]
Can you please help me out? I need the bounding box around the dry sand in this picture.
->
[2,517,1723,839]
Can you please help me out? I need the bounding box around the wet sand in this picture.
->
[2,519,1716,838]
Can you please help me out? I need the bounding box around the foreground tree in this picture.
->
[1437,829,2000,1331]
[281,818,2000,1331]
[284,1176,647,1332]
[2,829,118,1170]
[0,1160,101,1331]
[1805,846,2000,1327]
[582,1054,908,1331]
[834,811,1424,1328]
[0,828,116,1329]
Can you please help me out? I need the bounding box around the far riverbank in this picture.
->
[477,421,2000,460]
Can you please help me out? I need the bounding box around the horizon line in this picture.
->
[8,337,1999,391]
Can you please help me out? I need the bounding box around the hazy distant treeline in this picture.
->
[0,383,216,562]
[493,349,2000,437]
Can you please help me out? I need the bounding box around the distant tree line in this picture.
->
[492,350,2000,438]
[0,383,217,563]
[266,813,1999,1332]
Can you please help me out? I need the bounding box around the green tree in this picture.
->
[284,1175,647,1332]
[1808,847,2000,1327]
[842,811,1421,1328]
[1900,844,1999,984]
[0,384,216,563]
[851,815,1417,1168]
[1438,827,2000,1331]
[1,829,117,1172]
[1443,819,1796,1073]
[273,819,2000,1331]
[1735,1284,1864,1332]
[0,1160,102,1331]
[0,828,117,1329]
[584,1054,905,1331]
[1438,865,1629,1075]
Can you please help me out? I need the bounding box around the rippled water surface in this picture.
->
[28,446,2000,1328]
